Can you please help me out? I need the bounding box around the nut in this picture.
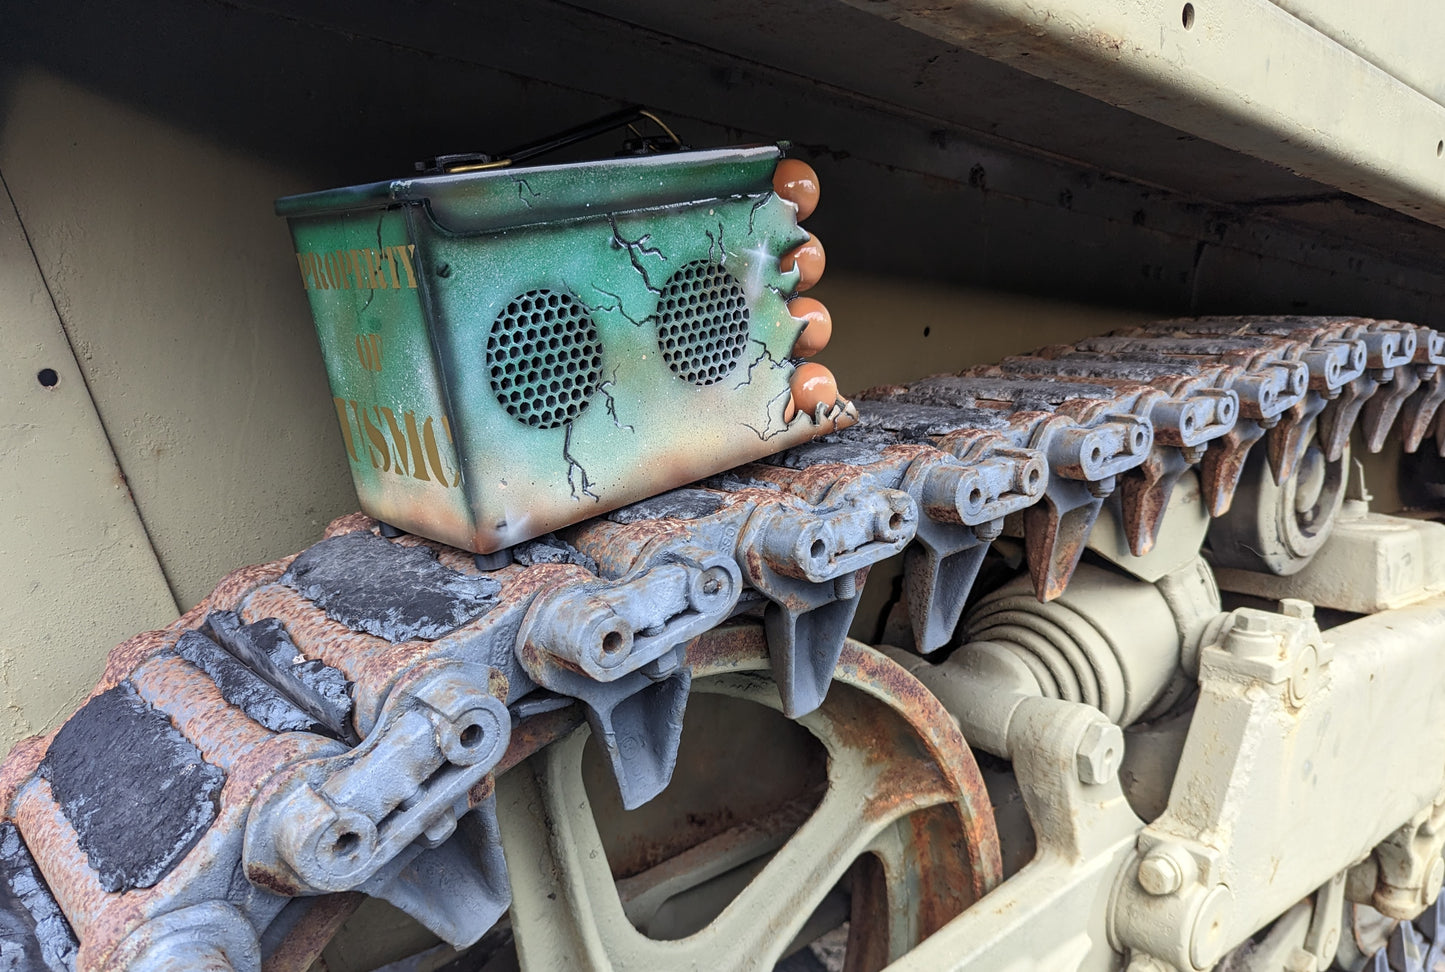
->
[1232,611,1264,633]
[1076,721,1123,785]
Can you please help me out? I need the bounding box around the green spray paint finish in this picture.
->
[278,145,840,553]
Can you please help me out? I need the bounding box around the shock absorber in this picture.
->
[889,557,1220,759]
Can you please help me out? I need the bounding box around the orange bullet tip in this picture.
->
[773,158,820,221]
[790,362,839,421]
[787,297,832,358]
[780,233,826,292]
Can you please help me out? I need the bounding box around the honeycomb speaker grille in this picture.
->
[657,261,751,386]
[488,291,603,429]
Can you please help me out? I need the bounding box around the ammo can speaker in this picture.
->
[277,143,852,554]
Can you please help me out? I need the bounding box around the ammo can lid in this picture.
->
[275,144,783,235]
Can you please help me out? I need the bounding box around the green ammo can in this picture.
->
[277,144,854,554]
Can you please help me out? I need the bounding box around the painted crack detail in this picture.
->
[598,364,634,433]
[513,177,541,208]
[747,191,772,235]
[734,339,794,441]
[608,215,667,295]
[705,221,727,265]
[567,281,653,329]
[562,422,599,501]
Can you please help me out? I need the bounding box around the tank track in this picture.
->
[2,314,1440,971]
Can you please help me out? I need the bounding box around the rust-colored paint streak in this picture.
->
[1022,498,1094,602]
[835,644,1003,903]
[739,445,922,507]
[0,734,51,818]
[130,653,273,771]
[0,314,1431,967]
[684,622,772,676]
[864,761,953,822]
[495,706,586,776]
[1200,429,1257,517]
[261,893,364,972]
[324,511,377,538]
[908,802,978,939]
[843,853,891,972]
[684,626,1003,905]
[465,773,496,810]
[192,557,296,618]
[100,629,182,694]
[13,779,110,941]
[566,518,695,578]
[1118,459,1169,557]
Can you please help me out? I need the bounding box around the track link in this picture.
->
[2,315,1438,970]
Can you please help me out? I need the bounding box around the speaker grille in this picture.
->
[657,261,751,386]
[488,291,603,429]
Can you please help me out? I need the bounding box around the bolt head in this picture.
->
[1224,610,1289,661]
[1076,721,1124,785]
[976,520,1003,541]
[1279,598,1315,620]
[1138,854,1184,896]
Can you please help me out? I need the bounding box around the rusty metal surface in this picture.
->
[498,622,1001,969]
[258,893,363,972]
[0,314,1438,969]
